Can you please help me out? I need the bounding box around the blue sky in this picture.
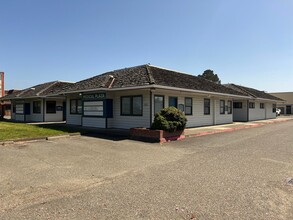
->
[0,0,292,92]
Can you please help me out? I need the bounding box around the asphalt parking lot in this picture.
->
[1,120,293,219]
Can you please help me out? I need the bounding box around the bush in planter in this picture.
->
[151,107,187,132]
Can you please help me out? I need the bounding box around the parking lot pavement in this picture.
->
[1,120,293,219]
[0,137,185,213]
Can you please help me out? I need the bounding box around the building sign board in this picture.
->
[82,93,106,100]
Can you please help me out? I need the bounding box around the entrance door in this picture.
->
[286,105,291,114]
[24,103,31,115]
[62,102,66,121]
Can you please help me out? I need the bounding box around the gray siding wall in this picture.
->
[82,117,106,128]
[107,90,150,129]
[44,100,64,122]
[233,101,248,122]
[66,95,82,125]
[152,90,232,128]
[248,101,266,121]
[265,102,276,119]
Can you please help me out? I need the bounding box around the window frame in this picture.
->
[154,95,164,114]
[120,95,143,116]
[204,98,211,115]
[220,100,225,114]
[46,101,56,114]
[260,103,265,109]
[70,99,83,115]
[33,101,41,114]
[184,97,193,115]
[227,101,232,114]
[249,102,255,109]
[168,96,178,108]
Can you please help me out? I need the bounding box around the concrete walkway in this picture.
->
[184,116,293,138]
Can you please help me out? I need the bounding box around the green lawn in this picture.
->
[0,121,81,141]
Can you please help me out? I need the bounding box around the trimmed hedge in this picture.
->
[151,107,187,132]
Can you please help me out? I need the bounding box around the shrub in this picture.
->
[151,107,187,132]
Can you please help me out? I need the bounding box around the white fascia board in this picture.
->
[56,85,250,99]
[254,97,285,103]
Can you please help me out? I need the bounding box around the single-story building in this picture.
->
[224,84,283,122]
[1,81,73,122]
[2,64,283,128]
[46,64,258,129]
[0,90,20,118]
[269,92,293,115]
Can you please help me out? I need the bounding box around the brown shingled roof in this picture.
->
[224,84,284,101]
[63,64,249,97]
[0,81,73,100]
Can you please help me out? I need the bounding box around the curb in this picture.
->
[0,132,81,146]
[185,118,292,138]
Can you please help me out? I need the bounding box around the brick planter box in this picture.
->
[130,128,185,143]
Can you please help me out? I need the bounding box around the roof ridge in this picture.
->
[230,84,256,98]
[36,81,59,96]
[145,65,155,84]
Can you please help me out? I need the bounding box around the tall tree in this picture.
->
[198,69,221,84]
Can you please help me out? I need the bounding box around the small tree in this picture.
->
[151,107,187,132]
[198,69,221,84]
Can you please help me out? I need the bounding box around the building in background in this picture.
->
[269,92,293,115]
[0,72,4,97]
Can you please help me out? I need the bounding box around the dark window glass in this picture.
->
[227,101,232,114]
[46,101,56,114]
[70,99,82,114]
[220,100,225,114]
[204,99,210,115]
[260,103,265,109]
[5,104,11,110]
[154,95,164,114]
[185,97,192,115]
[233,102,242,109]
[169,97,178,108]
[132,96,142,115]
[121,96,142,116]
[121,97,131,115]
[249,102,255,109]
[33,101,41,114]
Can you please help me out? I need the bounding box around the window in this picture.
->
[121,96,142,116]
[169,97,178,108]
[5,104,11,110]
[233,102,242,109]
[16,104,24,114]
[33,101,41,114]
[154,95,164,114]
[83,101,103,116]
[272,104,276,113]
[204,99,210,115]
[70,99,82,114]
[13,104,16,113]
[260,103,265,109]
[46,101,56,113]
[185,97,192,115]
[220,100,225,114]
[227,101,232,114]
[249,102,255,109]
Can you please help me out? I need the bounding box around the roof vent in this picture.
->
[30,88,35,90]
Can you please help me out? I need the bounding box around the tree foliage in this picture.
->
[198,69,221,84]
[151,107,187,132]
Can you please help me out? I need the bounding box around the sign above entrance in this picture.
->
[82,93,106,100]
